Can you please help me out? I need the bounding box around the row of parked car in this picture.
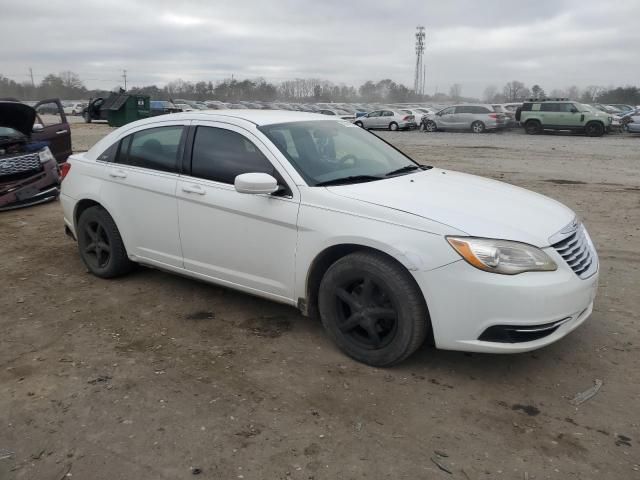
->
[64,96,640,137]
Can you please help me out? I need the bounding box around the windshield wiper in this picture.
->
[384,164,422,177]
[315,175,384,187]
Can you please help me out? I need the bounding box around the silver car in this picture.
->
[319,108,356,122]
[354,109,417,131]
[626,115,640,133]
[422,104,506,133]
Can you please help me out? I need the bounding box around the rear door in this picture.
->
[32,99,72,162]
[453,106,472,129]
[381,110,395,128]
[100,122,187,268]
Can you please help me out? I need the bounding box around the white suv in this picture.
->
[61,110,599,366]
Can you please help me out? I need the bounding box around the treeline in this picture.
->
[134,77,430,103]
[484,81,640,105]
[1,71,639,105]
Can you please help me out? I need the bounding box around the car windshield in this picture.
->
[259,120,425,186]
[0,126,24,138]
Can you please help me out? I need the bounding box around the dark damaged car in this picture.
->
[0,99,71,211]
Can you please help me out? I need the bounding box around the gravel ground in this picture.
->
[1,123,639,479]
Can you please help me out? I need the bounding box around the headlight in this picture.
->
[38,147,55,164]
[446,237,557,275]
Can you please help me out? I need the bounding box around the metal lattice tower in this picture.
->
[414,26,426,96]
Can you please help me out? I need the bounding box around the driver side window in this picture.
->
[441,107,455,115]
[190,126,277,185]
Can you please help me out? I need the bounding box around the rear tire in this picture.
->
[525,120,542,135]
[77,206,133,278]
[585,121,604,137]
[389,122,398,131]
[471,121,486,133]
[83,111,91,123]
[318,252,429,367]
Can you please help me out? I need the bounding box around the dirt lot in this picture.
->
[1,124,639,479]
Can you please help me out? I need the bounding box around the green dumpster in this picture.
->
[106,94,150,127]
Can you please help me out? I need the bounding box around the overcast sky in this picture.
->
[1,0,639,97]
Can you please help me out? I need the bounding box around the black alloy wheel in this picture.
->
[82,219,111,270]
[333,276,398,350]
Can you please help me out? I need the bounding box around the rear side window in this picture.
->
[191,126,275,184]
[382,111,394,117]
[541,103,573,112]
[117,126,184,173]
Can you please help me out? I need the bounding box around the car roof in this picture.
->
[135,109,334,127]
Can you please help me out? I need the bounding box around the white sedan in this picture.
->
[60,110,599,366]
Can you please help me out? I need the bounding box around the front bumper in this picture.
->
[0,159,60,211]
[414,251,599,353]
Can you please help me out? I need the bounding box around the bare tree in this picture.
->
[483,85,498,103]
[503,81,530,102]
[566,85,581,100]
[580,85,604,103]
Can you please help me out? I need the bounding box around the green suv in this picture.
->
[517,99,612,137]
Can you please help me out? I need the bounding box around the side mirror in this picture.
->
[234,172,279,195]
[570,108,578,113]
[33,123,44,132]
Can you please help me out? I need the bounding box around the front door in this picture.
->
[33,99,72,162]
[437,107,456,129]
[177,122,299,301]
[363,111,381,128]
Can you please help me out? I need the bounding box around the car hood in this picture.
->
[0,102,36,136]
[326,168,575,247]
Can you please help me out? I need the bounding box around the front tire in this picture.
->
[389,122,399,131]
[471,121,486,133]
[77,206,133,278]
[424,120,437,132]
[318,252,429,367]
[585,121,604,137]
[355,121,363,128]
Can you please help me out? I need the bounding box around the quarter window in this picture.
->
[97,142,118,162]
[117,126,184,173]
[191,126,276,185]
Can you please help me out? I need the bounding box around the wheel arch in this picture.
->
[74,198,103,229]
[303,242,427,320]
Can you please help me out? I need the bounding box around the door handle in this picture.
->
[182,184,206,195]
[55,129,69,135]
[108,169,127,179]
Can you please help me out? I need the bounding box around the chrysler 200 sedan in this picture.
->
[60,110,598,366]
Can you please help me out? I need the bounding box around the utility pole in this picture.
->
[414,26,426,96]
[122,69,127,91]
[29,67,35,88]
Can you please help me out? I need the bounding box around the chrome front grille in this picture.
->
[0,153,42,177]
[551,223,596,279]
